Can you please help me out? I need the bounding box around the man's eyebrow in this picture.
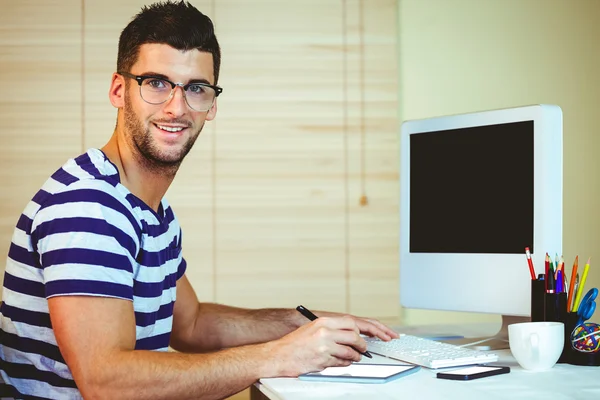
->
[187,78,212,85]
[139,71,170,80]
[139,71,212,85]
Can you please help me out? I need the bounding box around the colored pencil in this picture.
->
[567,256,578,312]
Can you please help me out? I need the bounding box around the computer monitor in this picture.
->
[400,104,563,345]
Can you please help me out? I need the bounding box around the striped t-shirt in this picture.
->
[0,149,187,399]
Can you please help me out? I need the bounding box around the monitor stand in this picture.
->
[439,315,530,351]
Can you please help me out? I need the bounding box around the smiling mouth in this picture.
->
[154,123,187,133]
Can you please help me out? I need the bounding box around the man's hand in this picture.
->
[348,315,400,341]
[313,311,400,342]
[265,316,371,377]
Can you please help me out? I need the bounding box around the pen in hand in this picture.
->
[296,305,373,359]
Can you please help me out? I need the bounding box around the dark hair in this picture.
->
[117,1,221,83]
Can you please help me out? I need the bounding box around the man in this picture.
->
[0,1,398,399]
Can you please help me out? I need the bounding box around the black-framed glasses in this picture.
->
[118,71,223,112]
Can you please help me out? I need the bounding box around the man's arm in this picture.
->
[169,276,306,352]
[49,294,368,400]
[170,275,399,352]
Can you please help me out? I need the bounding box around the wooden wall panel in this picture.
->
[345,0,399,319]
[213,0,347,311]
[0,0,82,288]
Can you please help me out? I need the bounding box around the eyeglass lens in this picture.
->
[141,78,216,111]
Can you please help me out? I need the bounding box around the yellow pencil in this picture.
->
[572,257,591,312]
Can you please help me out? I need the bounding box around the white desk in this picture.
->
[252,324,600,400]
[254,351,599,400]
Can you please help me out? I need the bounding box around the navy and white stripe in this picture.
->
[0,149,187,399]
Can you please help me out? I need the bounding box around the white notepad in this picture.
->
[298,363,420,384]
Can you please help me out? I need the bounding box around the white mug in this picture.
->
[508,321,564,371]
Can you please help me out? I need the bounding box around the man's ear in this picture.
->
[108,73,126,108]
[205,99,218,121]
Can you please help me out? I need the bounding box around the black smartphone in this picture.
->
[436,365,510,381]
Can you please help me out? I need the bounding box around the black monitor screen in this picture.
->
[409,121,534,254]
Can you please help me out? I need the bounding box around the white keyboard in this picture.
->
[365,334,498,369]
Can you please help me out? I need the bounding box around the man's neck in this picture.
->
[101,133,176,213]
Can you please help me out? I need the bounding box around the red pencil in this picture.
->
[525,247,536,280]
[545,253,550,292]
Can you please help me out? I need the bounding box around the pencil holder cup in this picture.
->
[542,292,568,362]
[559,312,600,366]
[527,274,599,366]
[531,279,545,322]
[544,292,567,323]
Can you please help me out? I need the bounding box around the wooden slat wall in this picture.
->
[345,0,399,318]
[1,0,399,320]
[0,0,82,288]
[213,0,348,311]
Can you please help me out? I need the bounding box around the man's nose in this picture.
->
[163,85,188,117]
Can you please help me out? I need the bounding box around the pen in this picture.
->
[295,305,372,358]
[547,263,555,293]
[572,274,579,309]
[525,247,536,280]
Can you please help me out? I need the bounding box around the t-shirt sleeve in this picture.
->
[32,186,140,300]
[176,226,187,280]
[177,257,187,280]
